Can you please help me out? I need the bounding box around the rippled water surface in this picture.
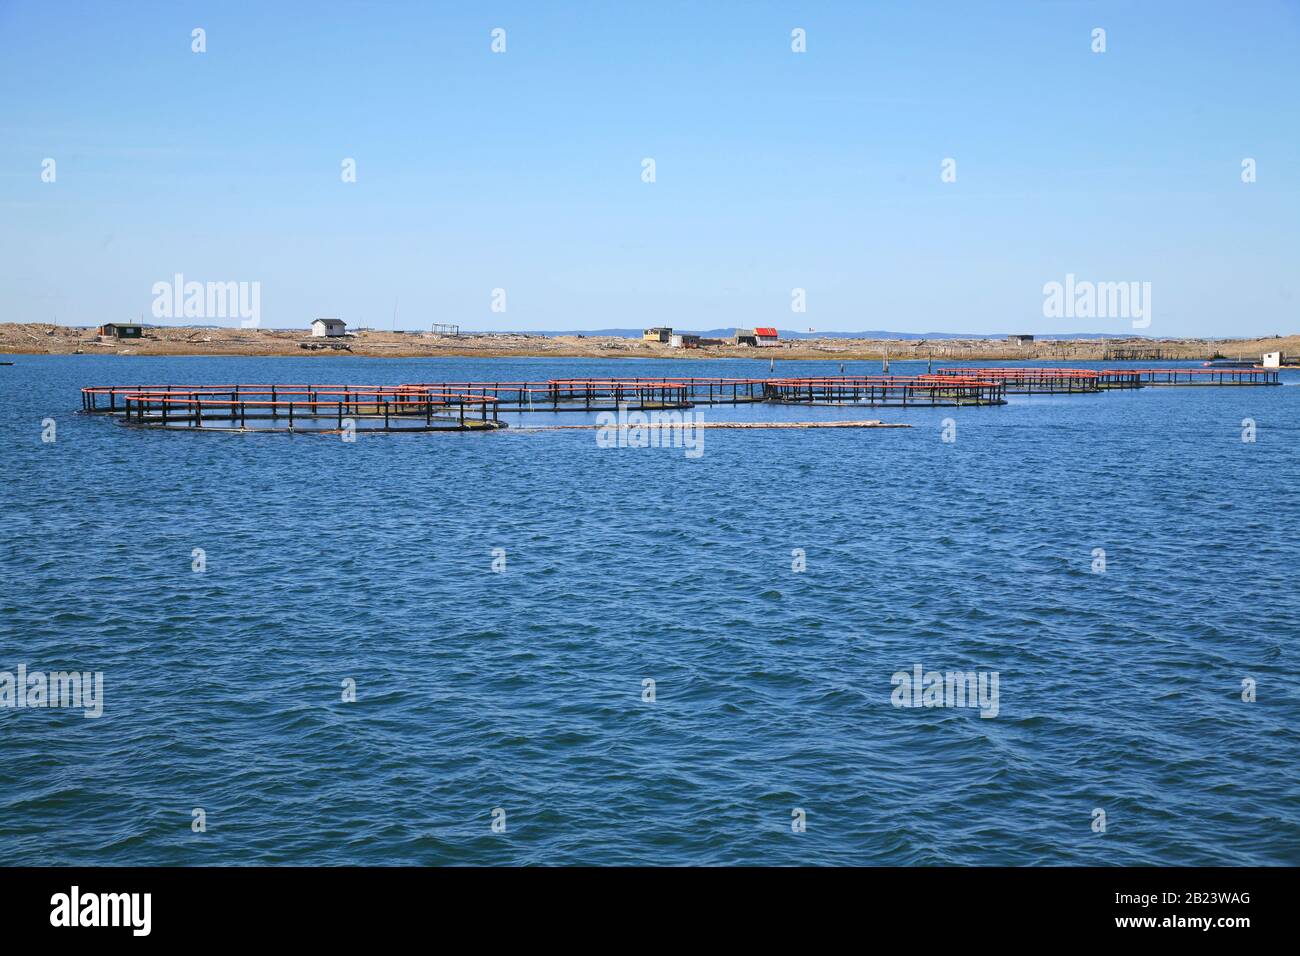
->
[2,354,1298,865]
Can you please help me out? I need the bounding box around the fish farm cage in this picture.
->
[933,368,1105,393]
[1103,368,1280,386]
[933,367,1280,390]
[80,366,1282,433]
[81,385,504,432]
[764,375,1006,406]
[397,378,753,410]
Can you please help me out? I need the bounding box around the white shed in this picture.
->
[1263,351,1283,368]
[311,318,347,338]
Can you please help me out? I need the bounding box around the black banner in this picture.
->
[0,866,1282,941]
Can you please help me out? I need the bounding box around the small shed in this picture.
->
[1007,334,1035,345]
[98,322,143,340]
[754,327,779,347]
[643,327,672,343]
[312,318,347,338]
[670,333,701,349]
[1263,351,1283,368]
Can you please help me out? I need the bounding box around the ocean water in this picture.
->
[2,354,1297,866]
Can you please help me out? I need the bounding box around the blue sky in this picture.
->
[1,1,1297,336]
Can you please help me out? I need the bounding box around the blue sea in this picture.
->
[2,354,1298,865]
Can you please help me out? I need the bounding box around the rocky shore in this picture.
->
[2,322,1295,363]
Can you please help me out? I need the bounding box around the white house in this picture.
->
[311,318,347,338]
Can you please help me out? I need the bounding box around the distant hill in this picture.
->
[522,328,1142,341]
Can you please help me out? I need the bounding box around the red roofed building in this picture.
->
[734,327,780,347]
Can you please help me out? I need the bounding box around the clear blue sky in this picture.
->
[1,1,1297,336]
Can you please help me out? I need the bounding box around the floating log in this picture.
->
[518,420,910,430]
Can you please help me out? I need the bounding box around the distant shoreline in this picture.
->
[2,322,1295,363]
